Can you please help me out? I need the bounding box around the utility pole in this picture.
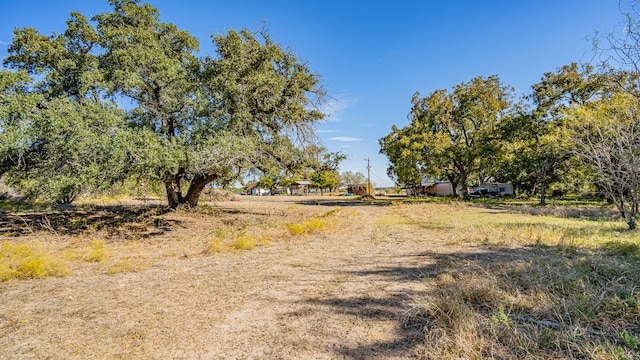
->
[365,157,371,195]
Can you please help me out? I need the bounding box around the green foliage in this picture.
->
[257,173,279,192]
[0,71,131,203]
[496,63,613,204]
[2,0,328,208]
[566,92,640,229]
[378,125,423,187]
[380,75,514,197]
[310,170,339,194]
[619,329,640,352]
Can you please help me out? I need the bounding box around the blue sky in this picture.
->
[0,1,626,187]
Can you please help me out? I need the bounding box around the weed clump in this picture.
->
[105,260,133,274]
[0,241,68,280]
[203,227,268,253]
[86,240,108,263]
[287,217,328,236]
[231,235,259,250]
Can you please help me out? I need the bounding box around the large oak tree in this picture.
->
[2,0,328,208]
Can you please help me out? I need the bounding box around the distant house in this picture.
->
[290,181,312,195]
[469,183,514,197]
[246,183,270,196]
[405,176,455,197]
[425,181,455,196]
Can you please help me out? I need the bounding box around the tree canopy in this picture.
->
[380,75,513,198]
[1,0,333,208]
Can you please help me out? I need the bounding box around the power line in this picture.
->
[370,169,396,187]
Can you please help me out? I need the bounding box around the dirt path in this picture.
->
[1,198,437,359]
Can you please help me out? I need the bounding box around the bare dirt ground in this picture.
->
[0,196,449,359]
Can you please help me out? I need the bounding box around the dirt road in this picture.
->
[1,197,437,359]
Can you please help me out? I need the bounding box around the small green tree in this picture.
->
[378,125,423,188]
[310,170,339,195]
[257,173,279,192]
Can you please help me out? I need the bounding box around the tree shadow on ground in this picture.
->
[0,204,174,236]
[473,202,620,222]
[293,197,396,208]
[302,244,640,358]
[305,292,426,359]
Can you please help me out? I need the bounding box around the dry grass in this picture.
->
[0,197,347,282]
[1,196,638,359]
[202,189,239,202]
[287,217,328,235]
[390,202,640,359]
[0,241,69,280]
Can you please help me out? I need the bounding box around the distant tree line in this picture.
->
[379,4,640,229]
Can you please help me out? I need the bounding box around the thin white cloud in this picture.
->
[320,95,354,122]
[316,129,338,133]
[0,41,10,45]
[329,136,362,142]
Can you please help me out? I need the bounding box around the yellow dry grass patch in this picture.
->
[203,231,269,253]
[204,207,344,253]
[287,217,328,235]
[0,241,69,280]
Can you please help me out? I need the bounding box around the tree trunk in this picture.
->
[164,174,216,209]
[183,174,216,208]
[165,179,183,209]
[449,177,459,198]
[459,171,469,200]
[537,155,551,206]
[539,181,548,206]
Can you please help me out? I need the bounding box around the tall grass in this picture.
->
[394,202,640,359]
